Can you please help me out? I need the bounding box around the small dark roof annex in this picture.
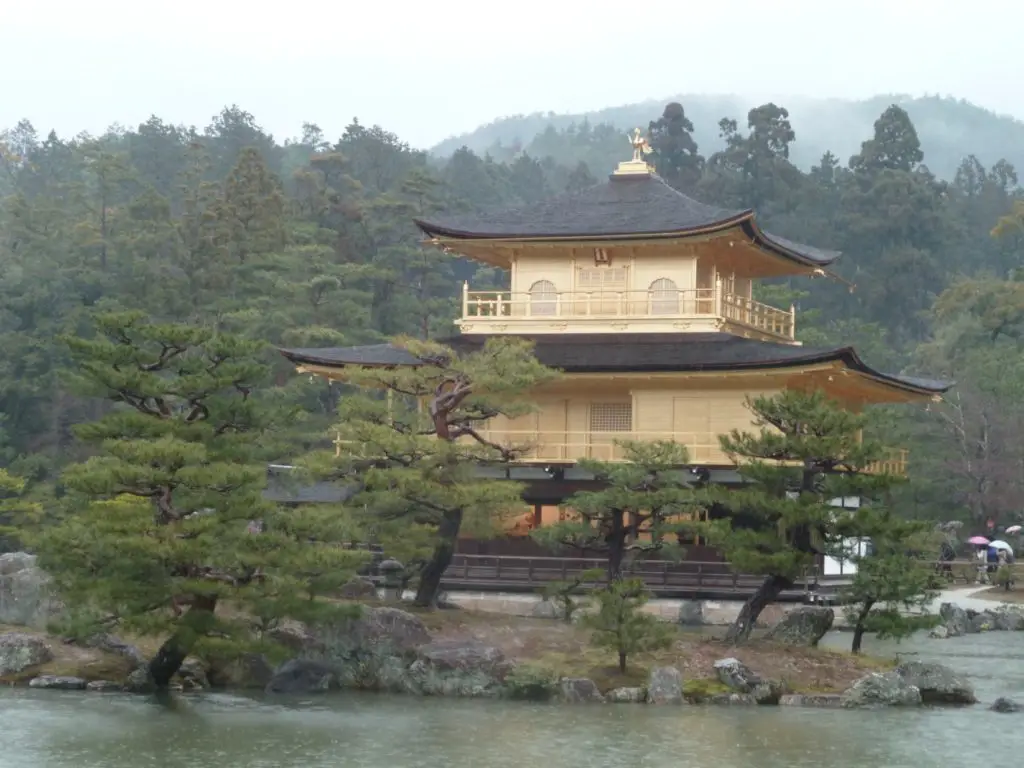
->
[414,174,840,269]
[279,333,951,396]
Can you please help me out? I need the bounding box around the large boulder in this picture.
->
[992,609,1024,632]
[894,661,977,704]
[841,671,922,708]
[557,677,605,703]
[677,601,705,627]
[265,659,338,694]
[647,666,683,704]
[205,653,275,690]
[713,657,759,692]
[990,697,1023,713]
[712,657,784,704]
[939,603,969,637]
[0,553,62,629]
[313,606,432,658]
[969,611,998,633]
[607,686,646,703]
[0,632,52,677]
[405,641,511,697]
[764,606,834,646]
[29,675,87,690]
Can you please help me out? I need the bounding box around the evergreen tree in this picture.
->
[217,147,287,265]
[705,390,898,642]
[35,312,367,688]
[850,105,924,173]
[648,102,704,191]
[532,441,697,580]
[308,336,558,607]
[582,578,674,673]
[833,507,939,653]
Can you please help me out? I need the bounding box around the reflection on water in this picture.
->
[2,631,1023,768]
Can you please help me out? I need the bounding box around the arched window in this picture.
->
[649,278,680,314]
[529,280,557,316]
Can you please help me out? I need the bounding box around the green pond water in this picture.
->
[1,630,1021,768]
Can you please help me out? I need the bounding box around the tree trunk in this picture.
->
[851,599,875,654]
[414,509,463,608]
[724,573,793,643]
[618,650,627,673]
[607,511,625,582]
[148,595,217,688]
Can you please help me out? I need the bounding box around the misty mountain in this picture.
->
[431,94,1024,181]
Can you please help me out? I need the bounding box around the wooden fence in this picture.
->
[438,554,837,601]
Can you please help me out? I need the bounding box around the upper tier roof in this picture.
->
[280,333,950,396]
[414,174,840,268]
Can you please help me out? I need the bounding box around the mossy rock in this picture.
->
[682,677,731,702]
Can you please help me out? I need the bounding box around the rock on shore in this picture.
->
[932,602,1024,638]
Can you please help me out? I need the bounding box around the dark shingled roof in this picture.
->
[414,174,840,267]
[280,333,951,395]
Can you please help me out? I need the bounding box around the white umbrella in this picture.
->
[990,540,1014,553]
[1006,525,1022,534]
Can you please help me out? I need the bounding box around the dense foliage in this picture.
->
[706,390,906,642]
[1,97,1023,528]
[302,336,558,607]
[33,313,369,686]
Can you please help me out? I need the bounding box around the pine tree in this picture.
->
[705,389,899,642]
[648,102,704,192]
[532,441,698,581]
[308,336,559,607]
[34,312,368,688]
[833,507,939,653]
[217,147,287,265]
[582,578,674,673]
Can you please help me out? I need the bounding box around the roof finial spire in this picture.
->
[630,127,652,163]
[613,128,655,177]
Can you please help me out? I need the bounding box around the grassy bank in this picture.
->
[2,605,892,695]
[415,608,891,694]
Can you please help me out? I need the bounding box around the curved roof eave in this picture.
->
[412,212,754,243]
[742,219,842,268]
[278,341,951,396]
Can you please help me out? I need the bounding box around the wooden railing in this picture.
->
[439,554,833,599]
[461,283,795,340]
[474,429,909,476]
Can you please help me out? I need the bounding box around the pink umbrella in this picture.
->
[968,535,990,545]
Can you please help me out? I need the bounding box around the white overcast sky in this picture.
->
[2,0,1021,149]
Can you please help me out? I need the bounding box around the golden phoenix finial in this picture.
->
[629,127,653,162]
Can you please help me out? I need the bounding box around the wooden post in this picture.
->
[789,303,796,340]
[715,276,723,318]
[461,280,469,317]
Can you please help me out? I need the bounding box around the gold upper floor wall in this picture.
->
[450,232,817,342]
[473,371,908,476]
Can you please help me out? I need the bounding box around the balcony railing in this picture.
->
[472,429,909,477]
[460,284,796,341]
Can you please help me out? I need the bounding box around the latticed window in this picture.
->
[529,280,557,316]
[577,266,628,292]
[589,402,632,432]
[649,277,680,314]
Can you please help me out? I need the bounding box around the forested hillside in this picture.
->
[1,97,1023,526]
[433,95,1024,182]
